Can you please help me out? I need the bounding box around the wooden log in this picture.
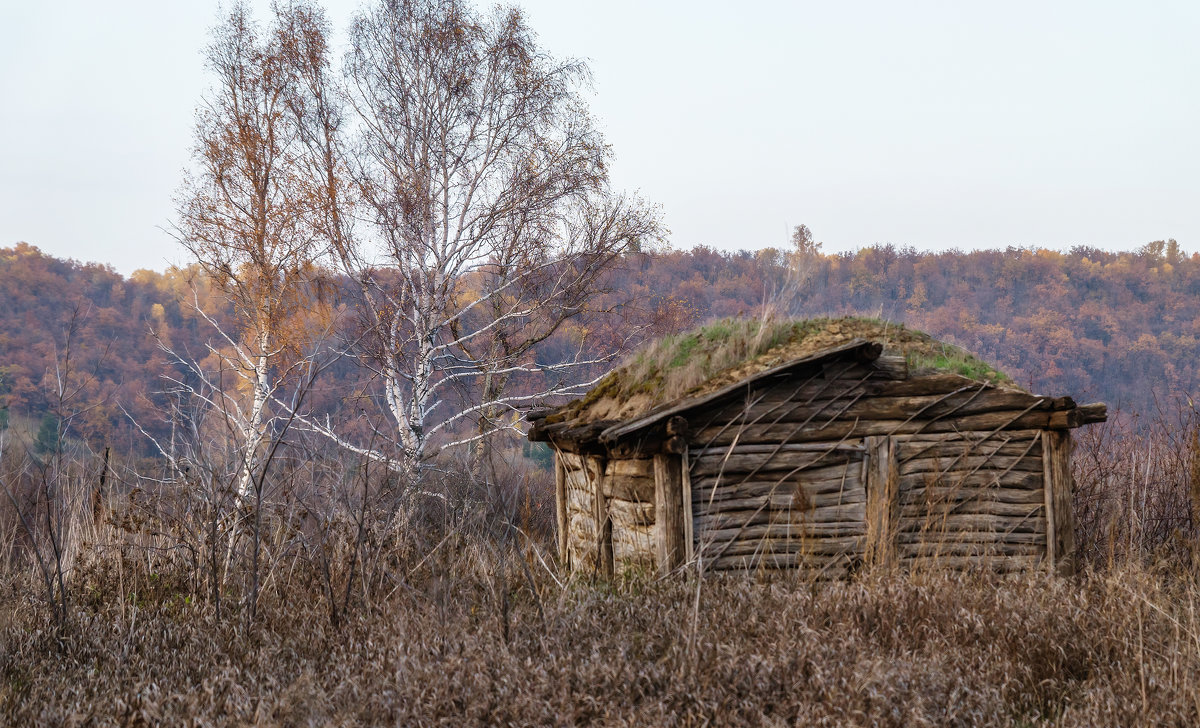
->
[895,438,1042,461]
[899,485,1045,506]
[692,502,866,531]
[693,484,866,512]
[898,470,1044,493]
[690,448,858,477]
[693,408,1091,448]
[895,429,1045,444]
[898,542,1045,557]
[653,453,686,574]
[602,474,655,504]
[565,485,595,515]
[899,554,1044,573]
[692,475,866,504]
[554,453,568,564]
[1043,430,1077,576]
[710,390,1066,431]
[864,435,898,568]
[681,447,695,562]
[898,513,1045,534]
[690,465,862,491]
[695,521,867,542]
[589,455,613,578]
[899,500,1044,519]
[900,454,1044,475]
[700,536,863,558]
[690,442,866,458]
[897,531,1046,545]
[608,458,655,479]
[608,497,656,528]
[694,489,866,514]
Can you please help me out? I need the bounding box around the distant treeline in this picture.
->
[0,240,1192,452]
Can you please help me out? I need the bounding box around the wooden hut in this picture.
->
[528,330,1106,578]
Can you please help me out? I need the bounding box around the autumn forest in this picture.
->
[0,237,1191,458]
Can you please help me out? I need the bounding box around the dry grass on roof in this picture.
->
[556,316,1012,425]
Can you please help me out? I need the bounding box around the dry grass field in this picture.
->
[3,410,1200,726]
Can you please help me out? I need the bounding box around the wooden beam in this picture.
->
[1042,430,1077,576]
[653,453,687,574]
[554,451,568,565]
[864,435,898,568]
[681,447,695,563]
[588,455,613,578]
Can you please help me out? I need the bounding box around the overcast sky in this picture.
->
[2,1,1196,274]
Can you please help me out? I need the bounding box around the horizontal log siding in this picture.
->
[690,439,867,573]
[893,432,1048,569]
[606,458,657,572]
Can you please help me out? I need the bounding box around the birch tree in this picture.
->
[177,3,321,500]
[282,0,662,474]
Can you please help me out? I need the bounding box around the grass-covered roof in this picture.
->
[552,316,1012,425]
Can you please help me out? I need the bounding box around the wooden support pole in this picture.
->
[589,456,613,578]
[654,453,687,574]
[1042,430,1077,576]
[554,452,568,565]
[681,447,695,563]
[864,435,898,569]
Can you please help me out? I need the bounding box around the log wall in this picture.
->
[558,451,657,575]
[688,442,868,576]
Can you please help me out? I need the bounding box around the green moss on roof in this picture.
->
[554,316,1012,425]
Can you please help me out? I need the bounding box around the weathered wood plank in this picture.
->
[608,497,655,528]
[709,390,1065,431]
[692,476,865,505]
[699,536,863,558]
[694,489,866,514]
[608,458,655,479]
[900,454,1043,476]
[693,409,1079,448]
[690,449,859,477]
[1043,429,1077,576]
[653,453,686,574]
[589,455,613,578]
[693,502,867,531]
[602,474,655,504]
[898,470,1044,493]
[554,453,568,563]
[895,429,1045,444]
[695,522,868,542]
[864,435,897,568]
[899,485,1046,506]
[690,442,866,458]
[693,460,864,485]
[895,439,1042,461]
[897,531,1046,545]
[898,513,1045,533]
[899,501,1044,518]
[681,447,695,562]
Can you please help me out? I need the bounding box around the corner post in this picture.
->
[654,453,686,574]
[1042,430,1077,576]
[554,451,568,565]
